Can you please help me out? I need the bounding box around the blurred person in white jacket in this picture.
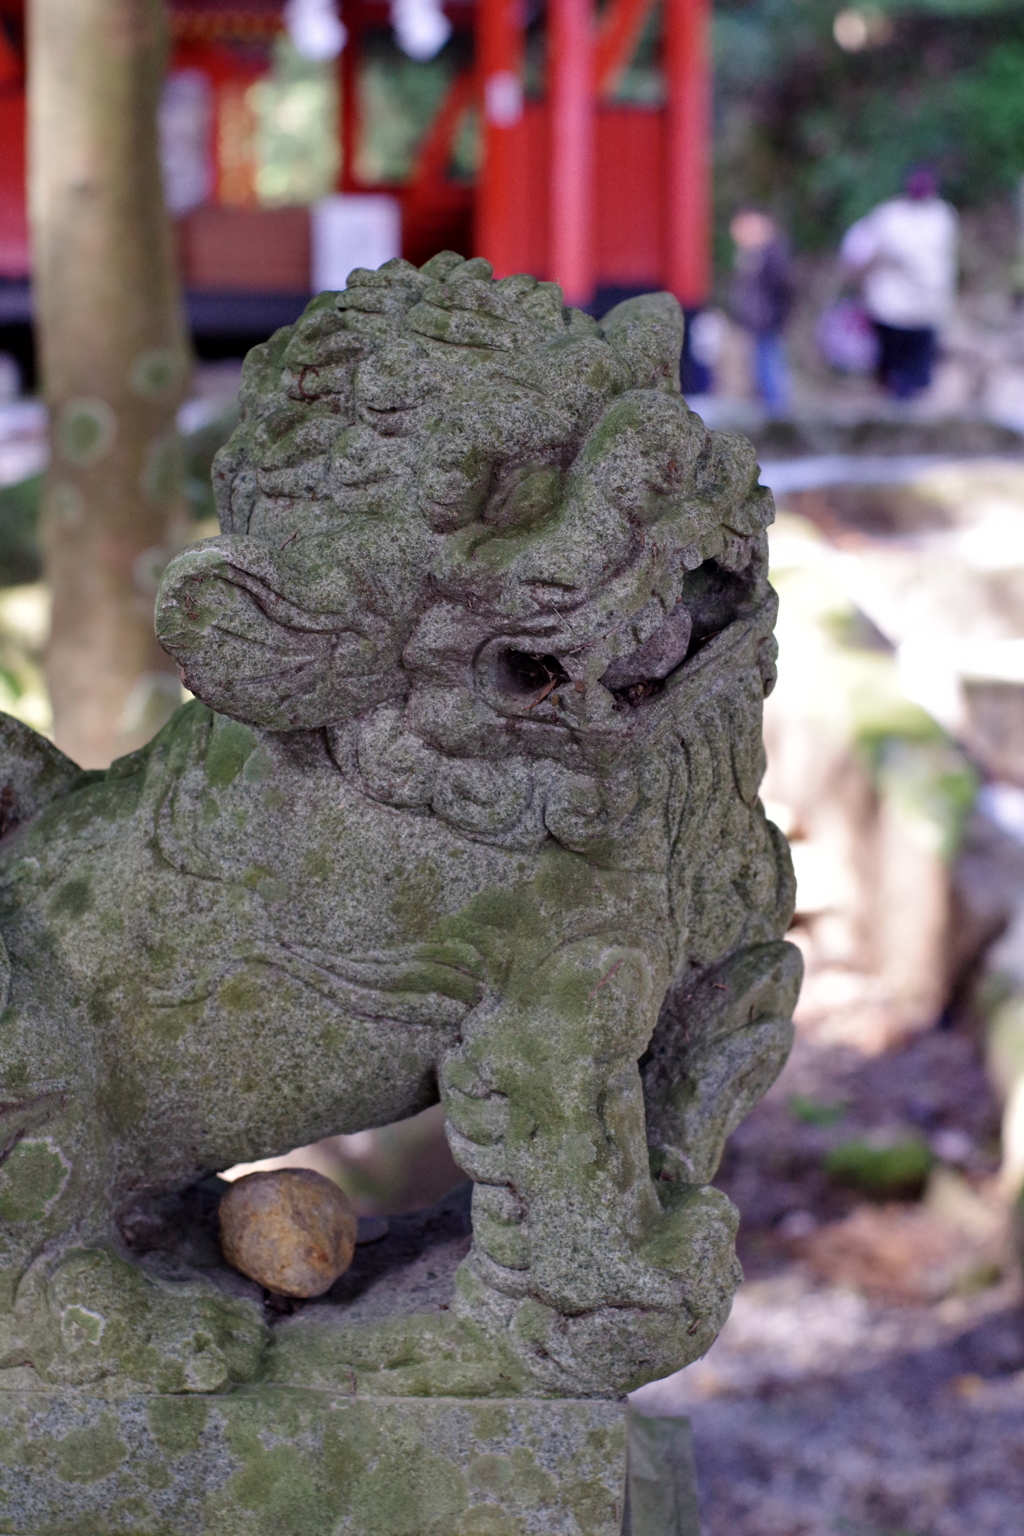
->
[840,167,958,399]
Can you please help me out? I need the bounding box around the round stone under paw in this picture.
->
[219,1168,357,1297]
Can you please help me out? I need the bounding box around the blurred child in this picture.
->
[728,208,795,416]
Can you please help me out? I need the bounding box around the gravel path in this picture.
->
[630,1025,1024,1536]
[634,1272,1024,1536]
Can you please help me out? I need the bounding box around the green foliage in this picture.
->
[787,1093,847,1126]
[0,474,41,586]
[251,36,339,206]
[355,31,474,183]
[824,1135,934,1198]
[713,0,1024,256]
[950,40,1024,185]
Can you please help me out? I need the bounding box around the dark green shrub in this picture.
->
[824,1135,934,1198]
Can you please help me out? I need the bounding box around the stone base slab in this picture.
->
[0,1388,699,1535]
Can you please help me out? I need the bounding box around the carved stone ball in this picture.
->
[218,1168,357,1297]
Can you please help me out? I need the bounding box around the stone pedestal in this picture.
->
[0,1388,697,1535]
[622,1407,700,1536]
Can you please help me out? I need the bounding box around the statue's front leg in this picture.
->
[441,937,741,1395]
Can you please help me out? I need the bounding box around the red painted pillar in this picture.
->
[548,0,594,307]
[339,18,358,191]
[476,0,526,275]
[664,0,710,306]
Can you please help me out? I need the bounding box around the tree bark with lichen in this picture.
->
[28,0,189,768]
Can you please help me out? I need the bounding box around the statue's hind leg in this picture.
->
[16,1244,266,1392]
[0,966,265,1392]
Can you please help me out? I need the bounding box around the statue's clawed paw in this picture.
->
[644,940,803,1185]
[455,1183,742,1396]
[638,1180,743,1312]
[26,1248,267,1392]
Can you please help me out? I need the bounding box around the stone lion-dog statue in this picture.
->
[0,254,799,1400]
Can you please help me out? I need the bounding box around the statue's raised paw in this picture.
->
[644,940,804,1186]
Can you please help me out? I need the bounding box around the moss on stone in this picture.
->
[47,878,92,919]
[205,720,256,789]
[146,1396,210,1456]
[54,1413,127,1484]
[0,1139,68,1222]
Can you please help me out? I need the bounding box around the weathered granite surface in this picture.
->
[0,254,797,1527]
[0,1388,627,1534]
[0,1386,698,1535]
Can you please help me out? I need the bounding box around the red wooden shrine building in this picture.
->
[0,0,709,335]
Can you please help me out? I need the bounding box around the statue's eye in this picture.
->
[494,649,570,698]
[483,465,564,535]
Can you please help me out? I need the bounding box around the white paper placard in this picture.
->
[310,195,402,292]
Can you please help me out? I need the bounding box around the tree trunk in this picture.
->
[28,0,190,768]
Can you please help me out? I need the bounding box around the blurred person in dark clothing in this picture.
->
[728,208,795,416]
[841,167,958,399]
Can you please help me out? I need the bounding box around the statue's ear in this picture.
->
[599,292,683,393]
[155,538,372,732]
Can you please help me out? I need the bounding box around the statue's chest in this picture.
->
[0,706,674,998]
[146,723,537,954]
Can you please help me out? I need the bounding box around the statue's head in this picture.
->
[156,254,774,757]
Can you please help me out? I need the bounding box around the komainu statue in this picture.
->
[0,255,799,1414]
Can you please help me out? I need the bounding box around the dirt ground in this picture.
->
[632,1010,1024,1536]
